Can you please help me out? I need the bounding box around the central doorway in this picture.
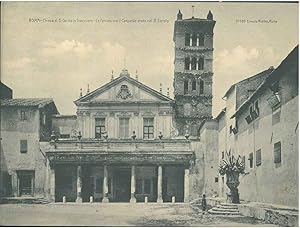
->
[113,167,131,202]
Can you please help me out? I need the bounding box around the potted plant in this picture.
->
[218,150,245,204]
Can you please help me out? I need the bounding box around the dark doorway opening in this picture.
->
[113,167,131,202]
[17,171,34,196]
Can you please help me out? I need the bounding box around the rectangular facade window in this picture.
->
[192,79,196,91]
[20,140,28,153]
[215,177,219,183]
[221,151,224,159]
[184,80,188,95]
[119,118,129,138]
[256,149,262,166]
[249,152,253,168]
[20,111,26,121]
[95,118,105,139]
[274,141,281,164]
[143,118,154,139]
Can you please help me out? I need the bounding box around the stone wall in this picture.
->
[0,107,46,197]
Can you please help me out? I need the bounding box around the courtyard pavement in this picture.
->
[0,203,278,226]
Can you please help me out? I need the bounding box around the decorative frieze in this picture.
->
[142,111,156,117]
[46,152,195,165]
[116,111,132,118]
[93,112,107,117]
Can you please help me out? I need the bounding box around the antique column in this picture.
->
[157,165,163,203]
[76,165,82,203]
[130,165,136,203]
[102,165,109,203]
[184,168,190,203]
[50,166,55,202]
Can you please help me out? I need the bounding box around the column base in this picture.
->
[130,197,137,203]
[102,197,109,203]
[157,198,163,204]
[75,197,82,203]
[184,198,189,203]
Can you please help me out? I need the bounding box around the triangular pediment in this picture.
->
[74,74,173,105]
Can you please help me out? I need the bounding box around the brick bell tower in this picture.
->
[173,10,216,136]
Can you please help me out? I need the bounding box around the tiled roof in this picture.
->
[222,67,274,99]
[231,45,298,119]
[0,98,54,108]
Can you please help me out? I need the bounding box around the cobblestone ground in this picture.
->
[0,203,278,226]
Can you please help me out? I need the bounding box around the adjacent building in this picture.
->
[0,98,59,197]
[217,46,298,207]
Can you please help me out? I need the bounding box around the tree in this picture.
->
[218,150,245,204]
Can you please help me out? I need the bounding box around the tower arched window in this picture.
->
[192,34,197,46]
[191,57,197,70]
[185,57,190,70]
[192,79,196,91]
[198,58,204,70]
[199,80,204,94]
[199,34,204,46]
[184,80,189,95]
[185,33,190,46]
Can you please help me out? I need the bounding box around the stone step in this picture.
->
[212,207,239,212]
[208,209,242,216]
[217,204,238,210]
[219,203,238,207]
[1,197,50,204]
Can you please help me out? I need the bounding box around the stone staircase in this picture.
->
[1,197,50,204]
[208,203,243,217]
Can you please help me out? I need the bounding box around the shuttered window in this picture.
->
[119,118,129,138]
[20,140,28,154]
[256,149,262,166]
[274,141,281,163]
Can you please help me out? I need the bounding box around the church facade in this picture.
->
[1,10,219,203]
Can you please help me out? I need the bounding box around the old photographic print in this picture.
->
[0,1,298,227]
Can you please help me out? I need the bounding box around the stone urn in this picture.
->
[226,171,240,204]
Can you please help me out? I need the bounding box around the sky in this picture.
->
[1,2,298,116]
